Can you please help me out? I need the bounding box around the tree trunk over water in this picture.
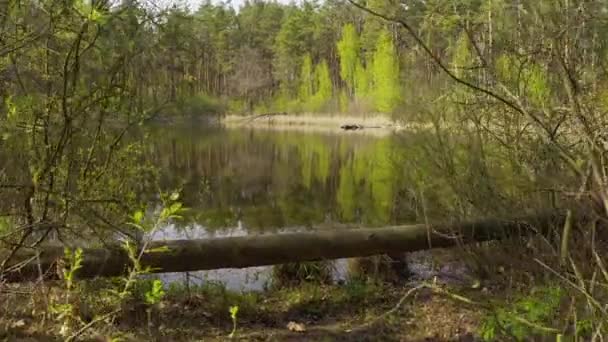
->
[1,213,564,282]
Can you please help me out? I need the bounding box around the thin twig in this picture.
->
[65,309,121,342]
[351,284,426,332]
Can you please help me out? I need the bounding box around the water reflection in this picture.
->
[147,125,416,233]
[146,125,415,289]
[140,123,559,290]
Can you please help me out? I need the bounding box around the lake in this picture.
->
[0,120,555,289]
[142,122,552,290]
[146,124,417,290]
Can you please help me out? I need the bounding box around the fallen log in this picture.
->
[1,212,564,282]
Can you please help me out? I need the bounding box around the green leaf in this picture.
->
[133,210,144,223]
[229,305,239,319]
[145,280,165,305]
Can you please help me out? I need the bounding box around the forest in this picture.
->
[1,0,608,340]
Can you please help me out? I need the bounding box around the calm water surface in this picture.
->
[142,123,551,290]
[146,124,427,290]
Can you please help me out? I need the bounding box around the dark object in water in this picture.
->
[341,124,363,130]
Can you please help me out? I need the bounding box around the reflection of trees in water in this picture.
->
[145,126,563,234]
[146,127,409,232]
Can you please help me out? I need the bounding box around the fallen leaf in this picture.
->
[287,321,306,333]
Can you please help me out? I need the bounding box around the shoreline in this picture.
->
[224,112,396,127]
[223,113,434,134]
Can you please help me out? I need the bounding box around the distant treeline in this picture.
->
[4,0,608,118]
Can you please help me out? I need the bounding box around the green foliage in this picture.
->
[165,94,225,118]
[496,54,518,83]
[575,319,594,337]
[371,30,401,113]
[354,63,371,101]
[227,99,248,114]
[360,0,386,61]
[480,286,563,341]
[309,60,333,112]
[337,23,361,95]
[50,248,84,337]
[144,280,165,305]
[4,95,17,122]
[525,63,551,107]
[274,4,316,91]
[496,54,551,107]
[298,54,314,104]
[0,217,11,236]
[63,248,84,291]
[452,31,473,78]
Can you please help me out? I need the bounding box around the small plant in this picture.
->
[50,247,84,337]
[480,286,563,341]
[144,279,165,306]
[228,305,239,338]
[63,248,84,293]
[144,279,165,336]
[52,191,184,340]
[115,190,183,303]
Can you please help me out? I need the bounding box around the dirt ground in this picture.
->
[1,278,488,342]
[1,246,551,341]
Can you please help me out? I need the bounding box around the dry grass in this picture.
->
[223,113,435,136]
[224,112,395,127]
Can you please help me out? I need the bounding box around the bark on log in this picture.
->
[1,212,564,282]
